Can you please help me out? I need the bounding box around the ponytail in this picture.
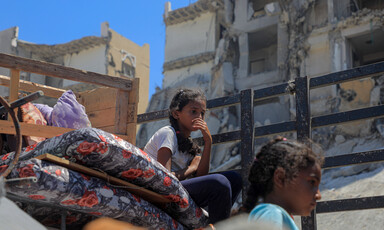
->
[169,115,201,156]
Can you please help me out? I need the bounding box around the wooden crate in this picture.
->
[78,85,139,143]
[0,53,138,145]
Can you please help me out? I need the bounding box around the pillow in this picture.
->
[20,102,47,145]
[50,90,91,129]
[34,103,53,125]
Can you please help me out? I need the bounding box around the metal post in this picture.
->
[240,89,254,203]
[295,76,316,230]
[295,76,311,141]
[61,211,67,230]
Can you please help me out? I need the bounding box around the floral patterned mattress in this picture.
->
[0,128,209,229]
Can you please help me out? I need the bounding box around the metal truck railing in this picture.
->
[137,61,384,230]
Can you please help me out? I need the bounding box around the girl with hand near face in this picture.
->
[144,88,242,225]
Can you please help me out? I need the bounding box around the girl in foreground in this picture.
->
[144,88,241,224]
[244,137,323,230]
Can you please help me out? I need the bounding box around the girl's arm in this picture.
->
[173,155,201,180]
[157,147,200,180]
[157,147,172,171]
[193,118,212,177]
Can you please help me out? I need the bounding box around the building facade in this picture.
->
[0,22,150,115]
[138,0,384,171]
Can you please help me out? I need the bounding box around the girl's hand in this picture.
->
[192,118,212,144]
[192,118,212,177]
[173,155,201,180]
[189,155,201,170]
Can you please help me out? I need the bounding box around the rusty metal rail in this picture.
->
[137,60,384,230]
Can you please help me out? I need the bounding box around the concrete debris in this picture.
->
[335,135,346,144]
[264,119,271,126]
[376,121,384,138]
[223,0,234,25]
[247,1,255,20]
[211,154,241,172]
[265,2,281,16]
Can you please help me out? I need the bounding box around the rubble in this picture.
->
[140,3,384,220]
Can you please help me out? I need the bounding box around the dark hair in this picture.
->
[243,136,324,212]
[169,88,207,156]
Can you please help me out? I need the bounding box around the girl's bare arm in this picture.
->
[157,147,200,180]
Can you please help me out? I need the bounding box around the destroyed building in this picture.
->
[0,22,150,115]
[137,0,384,173]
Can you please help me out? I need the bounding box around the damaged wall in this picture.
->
[338,78,375,136]
[164,12,217,64]
[62,46,107,88]
[105,22,150,114]
[140,0,384,181]
[325,6,384,140]
[163,61,214,89]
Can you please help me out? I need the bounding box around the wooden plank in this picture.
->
[0,53,132,91]
[87,107,116,128]
[0,119,130,143]
[0,120,74,138]
[0,75,66,98]
[78,88,117,112]
[34,154,170,204]
[8,69,20,121]
[100,126,117,134]
[114,90,129,135]
[97,126,130,141]
[126,78,139,144]
[9,69,20,102]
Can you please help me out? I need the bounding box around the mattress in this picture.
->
[1,127,209,229]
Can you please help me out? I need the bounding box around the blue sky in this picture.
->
[0,0,198,101]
